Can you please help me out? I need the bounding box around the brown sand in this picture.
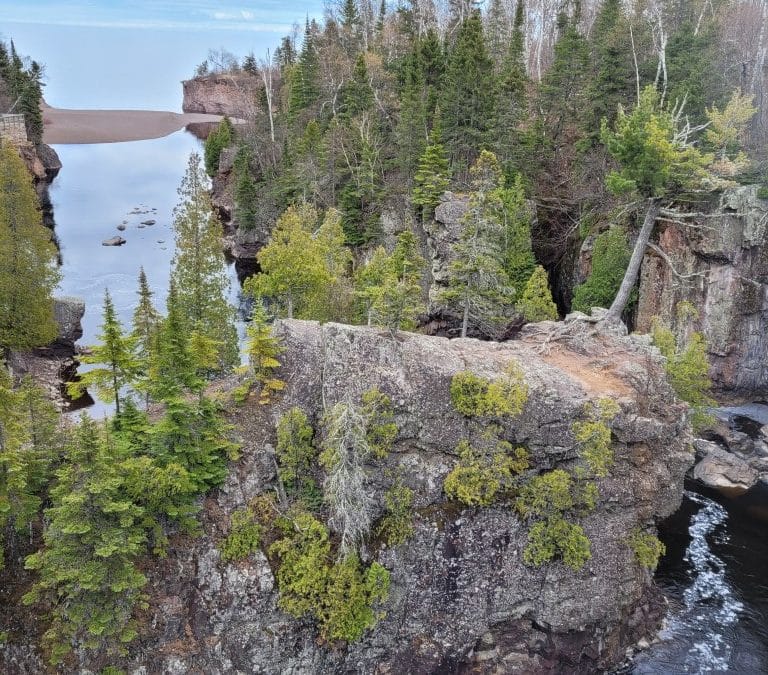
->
[41,104,227,144]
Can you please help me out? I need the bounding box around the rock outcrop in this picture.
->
[2,316,692,673]
[182,73,260,117]
[8,296,85,407]
[636,185,768,395]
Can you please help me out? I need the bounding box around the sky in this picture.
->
[0,1,325,110]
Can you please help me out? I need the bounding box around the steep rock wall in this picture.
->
[182,74,259,117]
[2,317,691,674]
[636,186,768,395]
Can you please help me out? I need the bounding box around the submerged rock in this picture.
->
[102,236,126,246]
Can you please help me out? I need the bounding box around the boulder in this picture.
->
[102,236,126,246]
[693,444,758,493]
[141,219,156,226]
[52,296,85,349]
[116,224,126,231]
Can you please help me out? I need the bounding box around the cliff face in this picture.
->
[635,185,768,395]
[182,73,259,117]
[3,317,689,673]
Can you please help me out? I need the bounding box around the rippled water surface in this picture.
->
[631,484,768,674]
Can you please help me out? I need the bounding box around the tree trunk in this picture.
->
[605,198,661,322]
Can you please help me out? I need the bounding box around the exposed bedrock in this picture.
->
[2,316,693,674]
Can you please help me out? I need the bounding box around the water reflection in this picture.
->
[51,130,247,416]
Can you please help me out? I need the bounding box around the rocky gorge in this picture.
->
[1,314,693,674]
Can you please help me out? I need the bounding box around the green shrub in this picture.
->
[628,529,666,569]
[757,185,768,200]
[572,398,620,478]
[362,389,398,458]
[220,507,262,562]
[268,512,390,642]
[523,517,591,570]
[450,362,528,418]
[444,439,529,506]
[377,481,415,546]
[275,408,316,491]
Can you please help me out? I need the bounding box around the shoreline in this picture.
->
[41,104,226,144]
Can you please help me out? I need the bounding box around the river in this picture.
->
[50,130,248,417]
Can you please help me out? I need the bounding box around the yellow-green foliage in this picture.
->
[628,529,666,570]
[523,518,591,570]
[444,439,529,506]
[275,408,316,490]
[220,507,262,563]
[377,481,415,546]
[651,319,715,430]
[517,469,598,570]
[450,362,528,418]
[361,389,398,458]
[572,398,620,478]
[268,512,390,642]
[517,265,558,322]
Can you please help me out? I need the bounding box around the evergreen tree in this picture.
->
[440,151,515,338]
[339,54,374,118]
[289,21,320,116]
[537,9,590,146]
[247,204,328,319]
[372,229,426,333]
[581,0,634,148]
[170,153,238,371]
[412,114,450,220]
[440,11,496,172]
[517,265,558,322]
[24,417,148,664]
[233,146,259,230]
[0,144,60,350]
[67,290,139,416]
[571,226,631,313]
[203,116,233,176]
[131,267,160,408]
[241,301,284,405]
[495,0,530,176]
[354,246,390,326]
[340,0,363,55]
[499,173,536,298]
[395,47,428,178]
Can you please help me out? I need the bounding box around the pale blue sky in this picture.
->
[1,1,324,110]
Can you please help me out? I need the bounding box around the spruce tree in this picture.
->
[203,116,233,176]
[24,417,148,664]
[412,114,450,221]
[372,230,426,333]
[289,20,320,116]
[440,151,514,338]
[517,266,558,322]
[233,146,259,230]
[0,144,60,350]
[395,47,428,179]
[571,226,631,313]
[354,246,390,326]
[440,11,496,172]
[68,289,139,416]
[131,267,160,408]
[242,301,284,405]
[170,153,238,371]
[339,54,374,119]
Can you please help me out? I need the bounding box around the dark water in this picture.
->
[630,483,768,673]
[51,131,247,416]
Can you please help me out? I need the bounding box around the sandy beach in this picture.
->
[42,103,226,144]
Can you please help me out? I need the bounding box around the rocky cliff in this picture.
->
[182,73,260,117]
[3,316,691,674]
[635,185,768,395]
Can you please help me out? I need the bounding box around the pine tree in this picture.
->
[440,151,515,338]
[170,153,238,371]
[68,290,139,416]
[0,144,60,350]
[412,114,450,220]
[354,246,390,326]
[24,417,148,664]
[517,265,558,322]
[372,230,426,333]
[440,10,496,172]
